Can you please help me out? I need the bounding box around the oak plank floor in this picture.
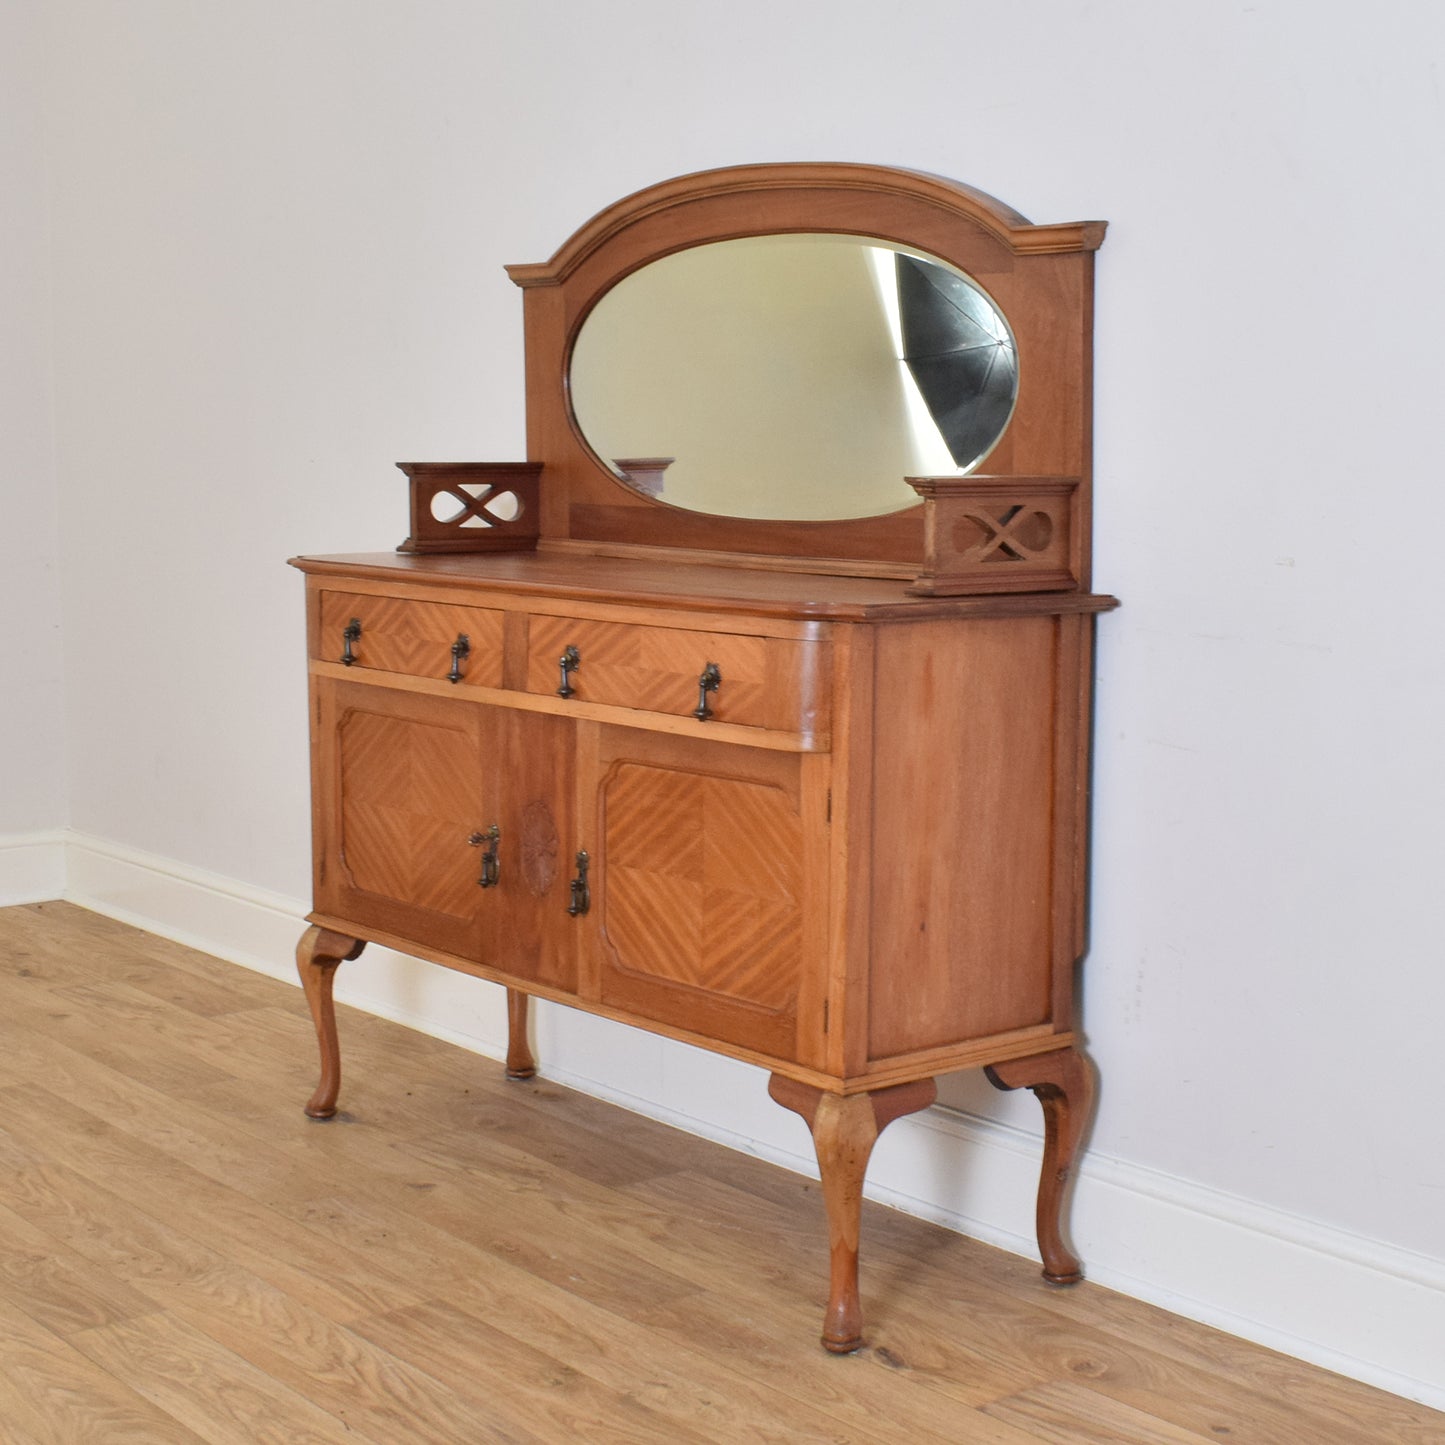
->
[1,902,1440,1444]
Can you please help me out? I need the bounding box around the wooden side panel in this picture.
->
[825,624,876,1079]
[1052,612,1092,1031]
[316,590,505,687]
[867,618,1058,1058]
[313,679,488,959]
[587,727,824,1061]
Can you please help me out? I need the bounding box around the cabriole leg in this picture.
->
[505,988,536,1080]
[985,1044,1095,1283]
[769,1074,937,1353]
[295,925,364,1119]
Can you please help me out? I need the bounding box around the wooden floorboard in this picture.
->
[0,901,1440,1444]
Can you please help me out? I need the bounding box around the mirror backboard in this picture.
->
[505,162,1104,578]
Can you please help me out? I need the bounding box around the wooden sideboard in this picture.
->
[292,163,1114,1352]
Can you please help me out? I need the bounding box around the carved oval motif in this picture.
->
[952,506,1054,561]
[520,799,560,898]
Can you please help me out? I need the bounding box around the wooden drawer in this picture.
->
[525,614,829,737]
[315,589,505,688]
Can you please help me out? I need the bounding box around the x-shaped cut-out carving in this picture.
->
[430,484,521,528]
[959,505,1053,561]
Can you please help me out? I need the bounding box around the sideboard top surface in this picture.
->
[291,550,1117,623]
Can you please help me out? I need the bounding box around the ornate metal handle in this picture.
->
[469,824,501,888]
[341,618,362,666]
[567,850,590,916]
[557,645,581,699]
[448,633,470,684]
[693,662,721,720]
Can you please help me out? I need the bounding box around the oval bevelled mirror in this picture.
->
[568,233,1018,522]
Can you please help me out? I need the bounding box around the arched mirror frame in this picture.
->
[506,163,1105,586]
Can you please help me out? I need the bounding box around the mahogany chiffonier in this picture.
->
[291,162,1115,1352]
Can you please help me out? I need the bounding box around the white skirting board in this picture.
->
[12,827,1440,1412]
[0,830,67,906]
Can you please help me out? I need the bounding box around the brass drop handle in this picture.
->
[557,645,581,699]
[693,662,721,720]
[567,850,590,916]
[341,618,362,666]
[469,824,501,888]
[448,633,470,684]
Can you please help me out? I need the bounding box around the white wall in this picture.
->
[19,0,1445,1408]
[0,0,67,899]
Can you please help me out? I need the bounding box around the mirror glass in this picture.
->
[569,234,1017,521]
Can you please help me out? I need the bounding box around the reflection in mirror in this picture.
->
[895,255,1017,470]
[569,235,1016,521]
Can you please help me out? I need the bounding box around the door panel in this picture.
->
[313,679,577,989]
[314,679,489,958]
[587,727,822,1060]
[480,708,578,991]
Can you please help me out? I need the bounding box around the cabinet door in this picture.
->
[477,708,577,992]
[313,678,490,958]
[312,680,578,992]
[583,726,827,1062]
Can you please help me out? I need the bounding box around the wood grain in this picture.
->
[768,1075,939,1352]
[986,1045,1095,1283]
[70,1311,363,1445]
[315,589,505,687]
[0,1291,206,1444]
[311,680,488,958]
[293,547,1119,624]
[589,726,810,1059]
[3,902,1441,1444]
[524,611,827,734]
[983,1379,1215,1443]
[503,163,1101,579]
[867,616,1060,1056]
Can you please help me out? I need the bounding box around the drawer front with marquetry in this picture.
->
[315,589,505,688]
[525,614,829,737]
